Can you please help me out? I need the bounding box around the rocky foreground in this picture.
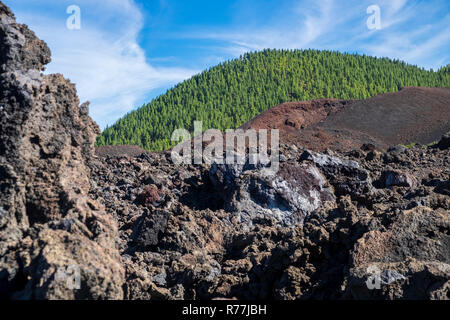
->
[91,140,450,300]
[0,2,449,300]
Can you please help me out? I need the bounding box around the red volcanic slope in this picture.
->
[241,87,450,152]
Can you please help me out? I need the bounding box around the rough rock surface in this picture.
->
[89,139,449,300]
[0,2,449,300]
[209,159,335,228]
[0,3,124,299]
[438,132,450,150]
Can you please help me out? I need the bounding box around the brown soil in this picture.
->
[241,87,450,152]
[96,145,149,158]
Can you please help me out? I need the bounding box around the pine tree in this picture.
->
[97,50,450,151]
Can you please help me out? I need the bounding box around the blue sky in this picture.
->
[4,0,450,129]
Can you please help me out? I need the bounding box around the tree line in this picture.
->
[96,49,450,151]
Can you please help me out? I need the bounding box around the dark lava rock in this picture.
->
[381,169,416,188]
[136,185,165,207]
[435,180,450,196]
[300,150,373,199]
[0,2,449,301]
[0,2,123,299]
[132,210,170,247]
[209,157,335,227]
[89,142,449,300]
[438,132,450,150]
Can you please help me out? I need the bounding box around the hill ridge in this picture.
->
[97,49,450,151]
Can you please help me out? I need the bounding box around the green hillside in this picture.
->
[96,49,450,151]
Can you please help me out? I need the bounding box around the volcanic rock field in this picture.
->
[0,2,449,300]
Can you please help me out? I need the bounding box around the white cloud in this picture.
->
[5,0,448,130]
[177,0,336,52]
[9,0,197,129]
[175,0,448,70]
[363,6,450,70]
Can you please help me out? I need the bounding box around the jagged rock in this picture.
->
[89,141,449,300]
[132,209,170,248]
[136,184,165,207]
[0,2,124,299]
[345,260,449,300]
[387,145,407,154]
[0,4,50,73]
[346,205,449,299]
[0,2,449,301]
[361,143,376,151]
[379,270,406,284]
[300,150,373,200]
[209,159,335,228]
[14,228,124,299]
[381,169,417,188]
[435,180,450,196]
[352,206,449,266]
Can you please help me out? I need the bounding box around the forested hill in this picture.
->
[96,49,450,151]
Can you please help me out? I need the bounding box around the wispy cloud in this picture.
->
[4,0,448,129]
[177,0,335,52]
[362,1,450,70]
[7,0,197,129]
[172,0,449,70]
